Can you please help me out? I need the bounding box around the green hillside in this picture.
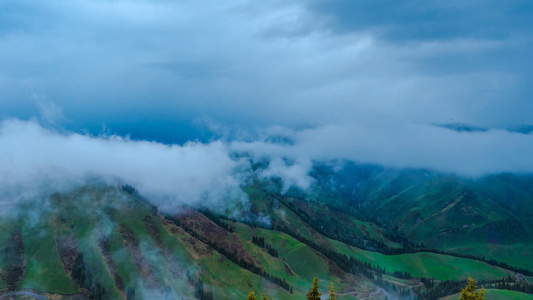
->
[309,163,533,269]
[0,169,532,300]
[330,240,514,281]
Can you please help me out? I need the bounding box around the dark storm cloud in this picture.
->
[310,0,533,42]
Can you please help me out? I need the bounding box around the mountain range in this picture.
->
[0,162,532,299]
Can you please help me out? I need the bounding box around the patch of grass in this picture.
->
[329,238,512,281]
[198,249,294,300]
[444,242,533,271]
[19,221,79,293]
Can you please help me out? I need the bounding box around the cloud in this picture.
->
[0,119,247,212]
[261,157,314,192]
[0,0,532,140]
[36,99,65,126]
[2,115,533,213]
[310,0,533,42]
[1,1,533,191]
[231,120,533,181]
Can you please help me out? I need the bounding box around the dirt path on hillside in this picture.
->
[368,287,394,299]
[342,286,394,299]
[336,290,359,297]
[516,273,531,285]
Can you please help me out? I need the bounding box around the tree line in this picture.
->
[71,253,107,300]
[251,236,279,258]
[170,217,292,293]
[174,202,532,300]
[260,189,533,276]
[197,208,235,233]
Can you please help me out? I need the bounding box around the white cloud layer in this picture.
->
[0,119,246,211]
[2,117,533,211]
[231,120,533,182]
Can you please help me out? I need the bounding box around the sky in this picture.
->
[1,0,533,203]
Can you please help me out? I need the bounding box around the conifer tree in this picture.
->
[327,282,336,300]
[247,289,257,300]
[460,277,484,300]
[306,277,321,300]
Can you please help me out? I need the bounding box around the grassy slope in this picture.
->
[231,222,374,296]
[310,166,533,273]
[2,184,532,300]
[444,242,533,271]
[162,220,300,300]
[19,221,79,293]
[57,187,125,299]
[244,183,533,300]
[330,238,513,281]
[246,186,517,283]
[244,186,317,243]
[374,176,533,272]
[298,171,533,269]
[0,186,301,299]
[246,185,402,249]
[287,196,402,249]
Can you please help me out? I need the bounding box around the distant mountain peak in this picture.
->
[435,122,488,132]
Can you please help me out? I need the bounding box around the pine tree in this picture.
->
[247,289,257,300]
[460,277,484,300]
[306,277,321,300]
[327,282,336,300]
